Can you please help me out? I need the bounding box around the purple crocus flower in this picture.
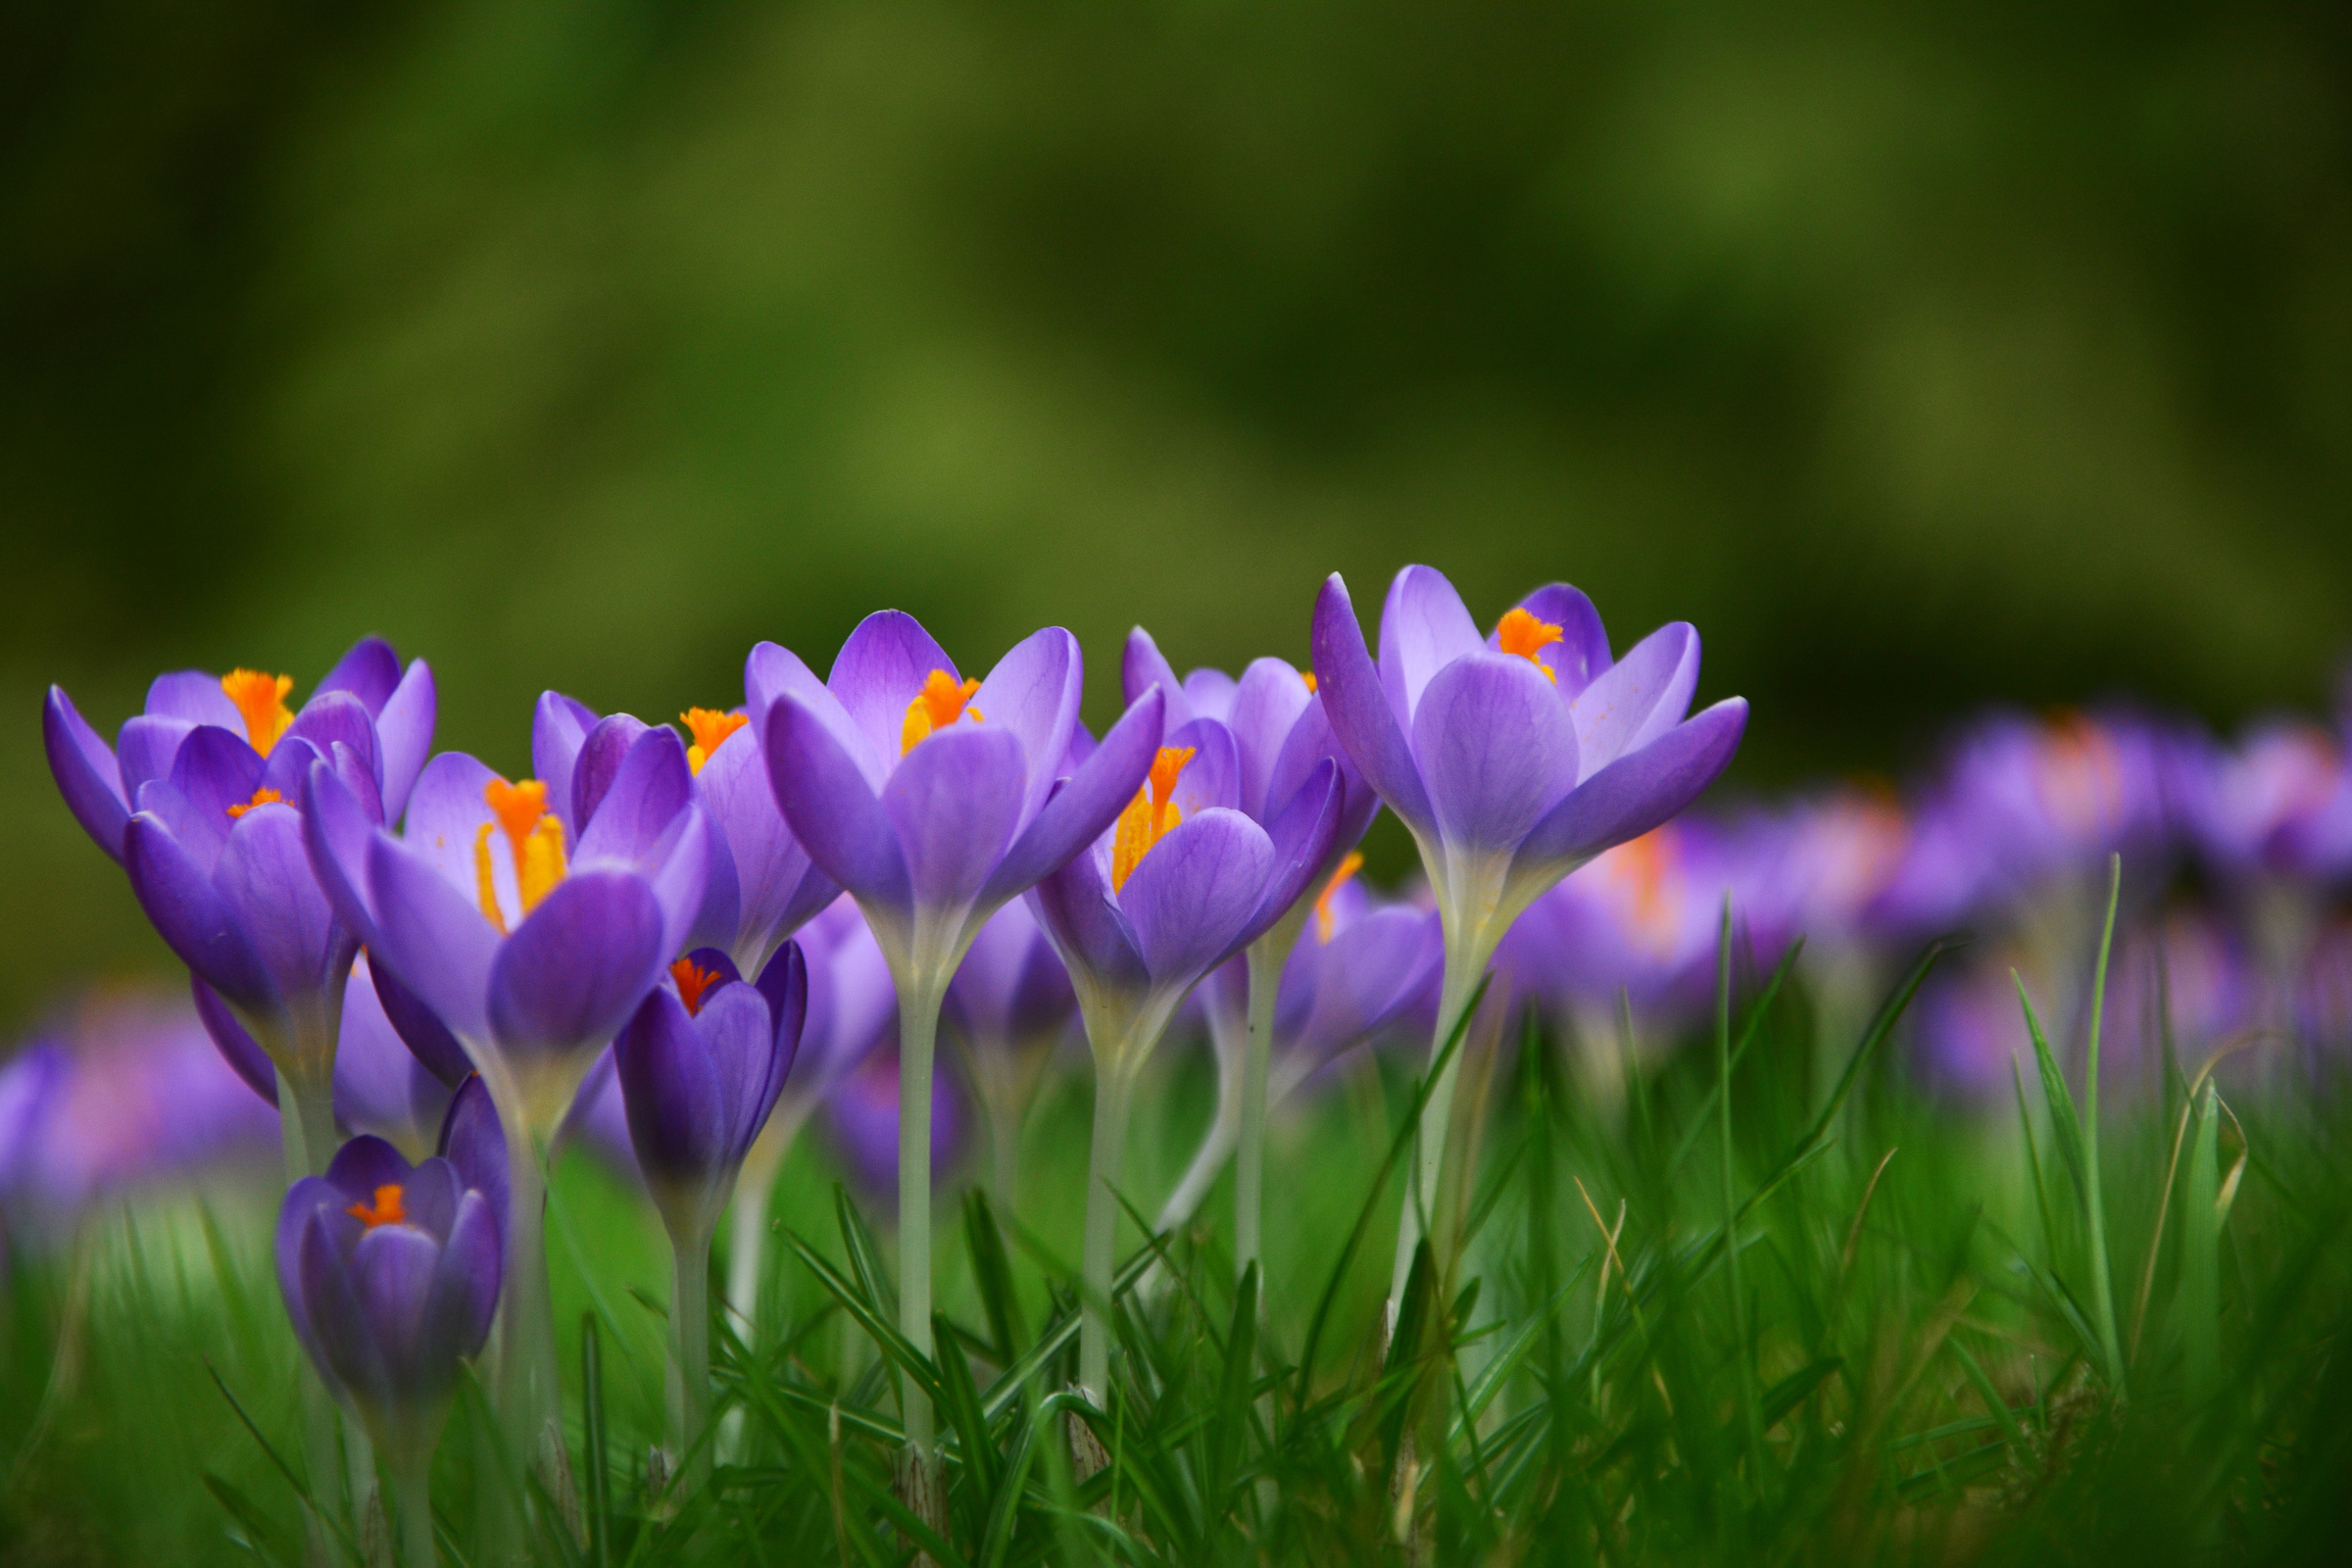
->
[277,1134,500,1544]
[614,941,806,1480]
[43,639,436,1173]
[943,897,1076,1204]
[825,1046,965,1199]
[303,717,708,1482]
[1027,726,1345,1396]
[1311,564,1745,1304]
[1122,628,1382,1267]
[755,611,1162,1482]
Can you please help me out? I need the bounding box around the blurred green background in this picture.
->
[6,0,2349,1033]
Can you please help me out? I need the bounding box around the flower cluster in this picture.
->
[37,564,1742,1553]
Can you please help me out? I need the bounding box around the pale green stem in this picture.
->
[1389,934,1486,1311]
[665,1225,712,1494]
[1234,936,1285,1273]
[895,984,948,1522]
[277,1060,352,1558]
[394,1461,437,1568]
[490,1106,559,1553]
[1080,1058,1137,1400]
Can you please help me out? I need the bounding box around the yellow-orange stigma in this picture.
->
[347,1184,406,1229]
[680,707,749,774]
[1111,745,1196,892]
[672,956,722,1016]
[225,786,284,819]
[1494,608,1565,681]
[470,778,568,934]
[1301,670,1318,693]
[220,669,296,755]
[1313,851,1364,944]
[901,669,984,754]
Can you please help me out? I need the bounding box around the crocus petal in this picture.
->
[488,870,668,1061]
[302,759,385,949]
[697,981,783,1163]
[325,1133,417,1202]
[753,940,808,1110]
[1227,658,1315,821]
[43,686,128,860]
[1120,808,1275,991]
[1378,564,1484,722]
[436,1075,509,1242]
[400,751,506,906]
[1504,584,1613,699]
[1122,626,1195,728]
[193,976,277,1102]
[1511,698,1748,888]
[828,611,956,767]
[124,812,272,1009]
[695,722,835,963]
[532,691,601,845]
[420,1189,502,1369]
[369,948,473,1087]
[349,1221,443,1392]
[616,987,725,1185]
[576,725,694,867]
[1182,668,1239,723]
[397,1158,466,1245]
[146,670,241,729]
[1411,653,1579,852]
[570,714,654,835]
[1029,847,1149,997]
[134,777,230,880]
[215,806,344,1004]
[765,695,911,912]
[883,724,1027,916]
[368,835,501,1046]
[685,808,744,955]
[116,714,196,802]
[1240,760,1343,945]
[1266,696,1382,855]
[1311,574,1434,836]
[315,637,404,715]
[973,626,1083,825]
[297,1209,389,1405]
[276,1181,341,1377]
[646,807,713,961]
[270,694,378,799]
[167,724,266,850]
[1570,622,1700,775]
[324,740,387,831]
[375,662,437,823]
[1166,717,1242,817]
[335,963,453,1151]
[980,688,1164,909]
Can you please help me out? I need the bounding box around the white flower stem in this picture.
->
[1079,1056,1137,1401]
[895,989,948,1537]
[666,1225,712,1494]
[1389,933,1486,1312]
[394,1460,438,1568]
[1233,936,1285,1274]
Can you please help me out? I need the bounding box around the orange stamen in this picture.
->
[1494,608,1565,680]
[672,956,723,1016]
[900,669,984,754]
[472,779,568,932]
[220,669,296,755]
[226,787,284,819]
[1111,746,1196,891]
[1300,670,1318,693]
[681,708,749,774]
[1313,851,1365,944]
[347,1184,406,1229]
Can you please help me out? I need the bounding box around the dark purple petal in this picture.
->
[124,812,273,1009]
[436,1075,508,1242]
[1119,808,1275,991]
[884,725,1027,915]
[973,626,1083,824]
[1266,696,1382,861]
[947,899,1074,1045]
[167,725,266,855]
[765,695,911,911]
[1570,622,1699,776]
[335,959,457,1148]
[134,778,230,881]
[1411,653,1578,853]
[532,691,600,844]
[754,940,808,1107]
[1226,659,1314,821]
[616,987,725,1187]
[367,835,500,1044]
[1029,848,1149,998]
[1122,626,1195,728]
[1378,564,1483,722]
[684,808,743,955]
[214,807,345,1004]
[193,976,277,1102]
[269,692,379,800]
[399,751,503,903]
[145,670,241,728]
[298,1208,389,1406]
[372,661,436,822]
[302,759,384,950]
[570,713,655,834]
[1504,584,1612,699]
[348,1221,443,1395]
[488,870,668,1061]
[1511,698,1748,886]
[369,948,473,1086]
[43,686,128,860]
[325,1135,418,1211]
[315,637,404,714]
[1166,717,1241,817]
[324,740,386,830]
[276,1180,342,1383]
[980,687,1164,909]
[828,611,956,767]
[697,981,783,1164]
[576,724,693,867]
[1292,906,1443,1064]
[1239,760,1343,947]
[420,1189,501,1369]
[694,719,834,962]
[646,807,712,961]
[115,714,196,802]
[1310,574,1434,836]
[399,1157,465,1244]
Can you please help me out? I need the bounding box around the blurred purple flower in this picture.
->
[824,1047,964,1202]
